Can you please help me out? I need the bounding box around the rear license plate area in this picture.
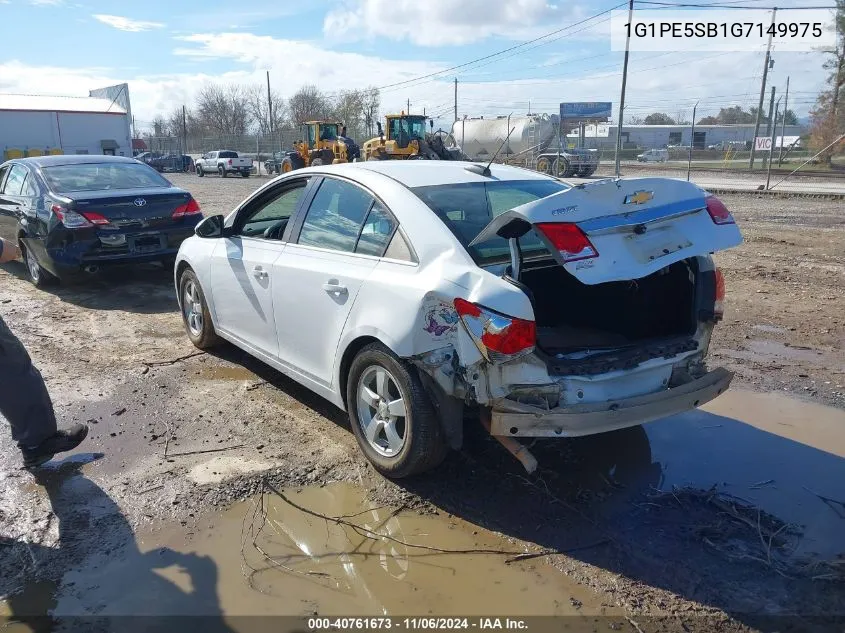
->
[129,234,166,253]
[626,226,692,264]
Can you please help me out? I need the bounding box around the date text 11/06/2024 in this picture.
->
[308,618,529,630]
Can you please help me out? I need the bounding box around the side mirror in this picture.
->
[429,119,434,130]
[195,214,225,238]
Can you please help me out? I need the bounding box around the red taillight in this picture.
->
[454,298,536,363]
[80,211,110,226]
[172,198,202,219]
[705,195,735,225]
[51,204,93,229]
[535,222,598,263]
[228,159,233,166]
[714,268,726,319]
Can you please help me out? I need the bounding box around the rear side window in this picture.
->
[412,180,568,265]
[355,201,396,257]
[298,178,375,253]
[218,151,238,159]
[3,164,28,196]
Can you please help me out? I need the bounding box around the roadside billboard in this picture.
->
[559,102,612,122]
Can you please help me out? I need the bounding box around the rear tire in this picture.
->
[536,156,552,174]
[219,166,227,178]
[178,269,220,349]
[241,172,250,178]
[21,241,55,288]
[346,343,447,478]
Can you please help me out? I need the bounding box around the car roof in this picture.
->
[328,160,554,189]
[7,155,141,168]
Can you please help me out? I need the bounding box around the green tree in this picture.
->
[643,112,676,125]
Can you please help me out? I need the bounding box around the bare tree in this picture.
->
[288,85,331,126]
[246,84,287,135]
[151,115,166,136]
[195,83,252,135]
[332,89,365,139]
[361,86,381,137]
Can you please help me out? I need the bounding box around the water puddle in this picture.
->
[2,483,618,625]
[646,390,845,558]
[195,365,257,381]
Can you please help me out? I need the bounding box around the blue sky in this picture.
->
[0,0,833,133]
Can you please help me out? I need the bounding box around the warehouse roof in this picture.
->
[0,93,127,114]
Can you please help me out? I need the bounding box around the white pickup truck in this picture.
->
[195,150,252,178]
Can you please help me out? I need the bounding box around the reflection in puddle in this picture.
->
[648,390,845,558]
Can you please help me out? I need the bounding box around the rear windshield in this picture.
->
[411,179,569,264]
[42,163,171,193]
[218,151,238,158]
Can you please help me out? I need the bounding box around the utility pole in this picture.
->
[763,85,776,169]
[687,101,698,181]
[614,0,635,178]
[407,98,410,114]
[454,78,458,122]
[750,7,777,170]
[266,70,273,135]
[132,115,136,139]
[778,76,790,166]
[182,105,187,156]
[766,96,782,190]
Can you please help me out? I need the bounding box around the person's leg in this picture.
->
[0,315,57,448]
[0,316,87,467]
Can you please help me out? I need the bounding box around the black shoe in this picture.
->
[21,424,89,469]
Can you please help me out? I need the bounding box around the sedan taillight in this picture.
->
[705,195,735,225]
[454,298,535,363]
[51,204,93,229]
[535,222,598,263]
[172,198,202,219]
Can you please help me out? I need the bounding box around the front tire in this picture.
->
[196,165,204,177]
[178,269,220,349]
[280,157,294,173]
[241,171,250,178]
[346,343,447,478]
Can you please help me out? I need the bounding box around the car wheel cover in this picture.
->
[356,366,407,458]
[183,280,203,337]
[25,248,40,283]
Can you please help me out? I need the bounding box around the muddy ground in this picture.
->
[1,173,844,632]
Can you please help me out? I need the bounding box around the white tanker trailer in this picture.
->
[450,113,599,177]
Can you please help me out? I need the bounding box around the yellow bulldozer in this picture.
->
[276,121,361,173]
[362,113,466,161]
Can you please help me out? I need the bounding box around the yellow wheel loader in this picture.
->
[362,114,467,162]
[278,121,361,173]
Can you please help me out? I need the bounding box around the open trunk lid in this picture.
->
[470,177,742,285]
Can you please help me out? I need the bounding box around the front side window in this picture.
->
[298,178,375,253]
[412,179,569,265]
[239,180,308,238]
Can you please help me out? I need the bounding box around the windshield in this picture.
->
[412,179,569,264]
[42,163,171,193]
[389,117,426,141]
[319,124,338,141]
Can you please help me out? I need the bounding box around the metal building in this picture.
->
[0,91,132,160]
[566,123,804,150]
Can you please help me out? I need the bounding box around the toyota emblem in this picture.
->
[133,198,147,207]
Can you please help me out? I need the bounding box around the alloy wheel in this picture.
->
[356,366,407,457]
[183,280,203,336]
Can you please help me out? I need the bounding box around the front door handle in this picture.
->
[252,266,269,279]
[322,281,348,294]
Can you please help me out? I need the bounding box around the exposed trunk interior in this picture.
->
[520,258,698,357]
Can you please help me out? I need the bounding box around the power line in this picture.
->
[372,2,628,92]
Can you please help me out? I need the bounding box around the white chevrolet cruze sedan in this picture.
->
[175,161,742,478]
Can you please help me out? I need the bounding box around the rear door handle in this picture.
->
[252,266,269,279]
[322,281,348,294]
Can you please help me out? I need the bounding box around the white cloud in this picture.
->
[93,14,165,32]
[29,0,63,5]
[324,0,587,47]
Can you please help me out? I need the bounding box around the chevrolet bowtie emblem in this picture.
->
[625,190,653,205]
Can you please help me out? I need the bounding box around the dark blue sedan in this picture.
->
[0,155,203,286]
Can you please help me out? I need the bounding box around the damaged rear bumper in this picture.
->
[489,367,732,437]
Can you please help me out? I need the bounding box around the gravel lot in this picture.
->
[1,171,844,629]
